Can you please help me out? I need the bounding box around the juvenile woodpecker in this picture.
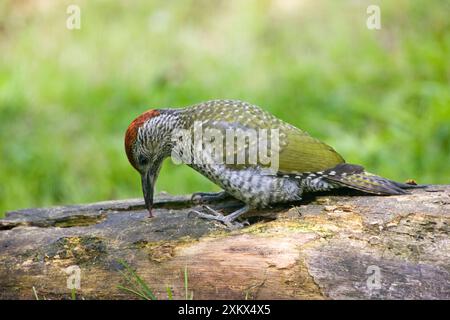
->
[125,100,419,228]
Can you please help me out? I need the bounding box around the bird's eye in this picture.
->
[138,155,148,166]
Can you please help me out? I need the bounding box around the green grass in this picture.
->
[117,260,192,300]
[32,286,40,300]
[117,259,158,300]
[0,0,449,216]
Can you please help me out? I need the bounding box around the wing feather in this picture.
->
[186,100,345,174]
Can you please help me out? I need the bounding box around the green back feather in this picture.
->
[183,100,345,173]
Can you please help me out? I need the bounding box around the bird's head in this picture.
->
[125,109,177,216]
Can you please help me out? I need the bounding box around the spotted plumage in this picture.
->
[125,99,421,227]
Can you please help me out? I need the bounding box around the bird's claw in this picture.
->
[188,206,248,229]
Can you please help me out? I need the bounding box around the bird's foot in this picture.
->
[191,191,231,204]
[189,205,250,229]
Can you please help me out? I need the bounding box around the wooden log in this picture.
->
[1,187,449,300]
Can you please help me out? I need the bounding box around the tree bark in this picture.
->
[1,186,449,300]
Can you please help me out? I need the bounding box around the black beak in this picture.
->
[141,170,155,217]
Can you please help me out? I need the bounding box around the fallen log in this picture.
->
[1,186,449,299]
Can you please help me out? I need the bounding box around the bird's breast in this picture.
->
[189,163,301,207]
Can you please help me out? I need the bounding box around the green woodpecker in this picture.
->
[125,100,421,228]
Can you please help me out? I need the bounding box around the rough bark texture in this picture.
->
[1,187,449,300]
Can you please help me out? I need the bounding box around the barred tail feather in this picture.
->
[321,163,419,195]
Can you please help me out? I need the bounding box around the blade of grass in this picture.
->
[117,269,147,298]
[184,266,188,300]
[123,266,156,300]
[117,259,157,300]
[184,266,193,300]
[118,269,139,289]
[117,285,151,300]
[32,286,39,300]
[166,285,173,300]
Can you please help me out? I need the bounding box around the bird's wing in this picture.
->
[186,100,344,174]
[277,129,345,174]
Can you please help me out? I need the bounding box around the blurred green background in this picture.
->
[0,0,449,216]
